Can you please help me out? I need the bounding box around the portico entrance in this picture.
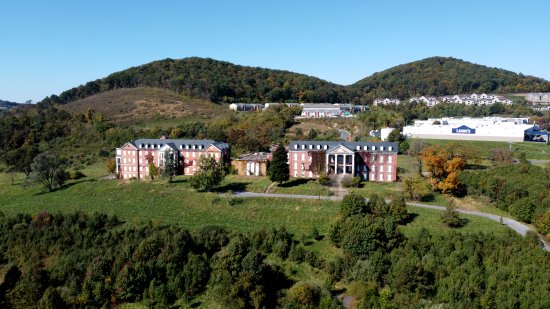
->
[326,145,355,175]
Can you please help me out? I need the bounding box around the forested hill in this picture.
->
[40,57,348,106]
[0,100,21,109]
[39,56,550,107]
[348,57,550,102]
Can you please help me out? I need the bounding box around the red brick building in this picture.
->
[288,141,398,182]
[116,138,230,179]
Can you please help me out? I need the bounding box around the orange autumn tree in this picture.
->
[421,144,466,193]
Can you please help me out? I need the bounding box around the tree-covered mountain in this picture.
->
[40,57,348,106]
[39,56,550,107]
[349,56,550,102]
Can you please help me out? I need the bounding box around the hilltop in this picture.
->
[41,57,348,107]
[349,57,550,101]
[39,56,550,109]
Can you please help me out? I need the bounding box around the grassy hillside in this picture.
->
[0,166,510,238]
[349,56,550,102]
[58,87,228,125]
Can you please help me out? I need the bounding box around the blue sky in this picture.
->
[1,0,549,102]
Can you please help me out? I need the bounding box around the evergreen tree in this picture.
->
[161,150,178,183]
[268,143,289,184]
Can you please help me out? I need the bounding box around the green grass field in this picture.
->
[416,138,550,160]
[0,166,509,240]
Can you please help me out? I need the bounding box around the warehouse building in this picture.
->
[402,117,537,142]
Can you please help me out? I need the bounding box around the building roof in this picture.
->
[301,103,341,109]
[289,140,398,153]
[236,152,270,161]
[128,139,230,151]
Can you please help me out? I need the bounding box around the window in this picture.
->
[294,145,298,149]
[302,145,306,149]
[379,156,384,163]
[364,146,368,150]
[294,162,297,169]
[372,146,376,151]
[387,174,392,181]
[293,154,298,160]
[301,154,305,160]
[380,166,384,172]
[379,173,383,181]
[388,156,393,163]
[381,146,384,151]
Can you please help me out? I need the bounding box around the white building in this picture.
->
[229,103,264,111]
[410,93,512,107]
[402,117,533,142]
[526,93,550,104]
[299,103,368,118]
[373,98,401,106]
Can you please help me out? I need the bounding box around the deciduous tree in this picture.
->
[190,156,224,191]
[30,152,68,192]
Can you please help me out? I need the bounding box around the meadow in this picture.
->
[0,163,509,240]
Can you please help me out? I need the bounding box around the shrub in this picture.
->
[534,213,550,236]
[404,176,432,201]
[287,282,322,309]
[342,176,362,188]
[441,203,464,228]
[509,198,536,223]
[340,192,367,218]
[317,173,331,186]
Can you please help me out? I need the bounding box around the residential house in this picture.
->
[116,138,230,179]
[373,98,401,106]
[288,141,398,182]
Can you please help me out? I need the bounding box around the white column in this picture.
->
[255,162,259,176]
[326,153,330,174]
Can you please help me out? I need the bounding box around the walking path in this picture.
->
[232,191,550,252]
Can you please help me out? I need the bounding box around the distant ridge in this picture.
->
[40,56,550,106]
[0,99,21,110]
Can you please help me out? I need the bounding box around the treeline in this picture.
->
[1,197,549,308]
[39,56,550,106]
[461,163,550,235]
[40,57,348,106]
[0,211,338,308]
[349,56,550,102]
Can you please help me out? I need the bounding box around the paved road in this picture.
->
[335,128,351,141]
[233,191,550,252]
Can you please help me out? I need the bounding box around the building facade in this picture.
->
[410,93,512,107]
[402,117,533,142]
[373,98,401,106]
[232,152,271,176]
[116,138,230,179]
[288,141,398,182]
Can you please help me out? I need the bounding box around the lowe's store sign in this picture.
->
[452,125,476,134]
